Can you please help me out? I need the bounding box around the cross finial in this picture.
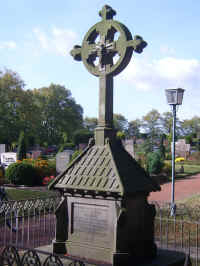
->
[131,35,147,53]
[70,45,82,61]
[99,5,116,20]
[70,5,147,145]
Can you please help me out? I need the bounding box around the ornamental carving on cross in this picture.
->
[70,5,147,143]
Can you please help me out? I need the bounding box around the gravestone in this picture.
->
[78,143,87,151]
[1,152,17,168]
[173,139,190,159]
[27,150,42,159]
[0,144,6,156]
[56,150,73,174]
[49,5,188,266]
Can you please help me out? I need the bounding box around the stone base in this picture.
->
[66,240,113,264]
[95,127,116,145]
[113,249,187,266]
[38,246,188,266]
[52,240,67,254]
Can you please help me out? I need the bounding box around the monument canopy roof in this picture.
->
[49,140,160,197]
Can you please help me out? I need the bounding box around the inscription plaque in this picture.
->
[73,203,108,237]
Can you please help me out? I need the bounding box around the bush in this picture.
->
[5,162,40,186]
[18,158,56,183]
[42,175,55,185]
[162,161,172,176]
[165,152,172,160]
[136,152,147,170]
[147,152,164,175]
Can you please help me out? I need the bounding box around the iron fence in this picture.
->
[0,196,61,248]
[152,201,200,265]
[0,197,199,265]
[0,245,110,266]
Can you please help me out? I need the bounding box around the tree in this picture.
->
[147,151,164,175]
[182,116,200,137]
[141,109,162,151]
[0,69,84,148]
[159,134,166,159]
[58,132,74,152]
[73,129,93,146]
[32,84,83,145]
[17,131,27,160]
[127,119,141,138]
[84,117,98,132]
[161,112,173,135]
[0,69,25,144]
[113,113,128,132]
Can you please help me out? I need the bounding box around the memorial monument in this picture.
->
[49,5,187,266]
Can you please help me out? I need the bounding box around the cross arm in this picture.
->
[70,45,82,61]
[128,35,147,54]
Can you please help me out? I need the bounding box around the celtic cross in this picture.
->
[70,5,147,145]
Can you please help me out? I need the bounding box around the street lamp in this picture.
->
[165,88,185,216]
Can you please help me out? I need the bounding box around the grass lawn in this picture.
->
[177,193,200,207]
[5,187,58,201]
[175,163,200,178]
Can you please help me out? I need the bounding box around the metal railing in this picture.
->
[0,197,199,265]
[0,245,110,266]
[0,196,61,248]
[152,201,200,265]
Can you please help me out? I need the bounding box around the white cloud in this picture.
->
[122,56,200,92]
[33,26,77,56]
[0,41,16,49]
[160,45,175,55]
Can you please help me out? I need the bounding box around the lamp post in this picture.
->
[165,88,185,216]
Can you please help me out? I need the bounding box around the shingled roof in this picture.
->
[49,139,160,197]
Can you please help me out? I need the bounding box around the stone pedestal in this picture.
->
[65,197,118,264]
[53,195,157,265]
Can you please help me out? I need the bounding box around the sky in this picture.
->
[2,0,200,122]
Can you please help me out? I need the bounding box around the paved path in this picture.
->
[148,173,200,202]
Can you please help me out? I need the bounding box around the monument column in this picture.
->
[98,75,113,128]
[95,74,114,145]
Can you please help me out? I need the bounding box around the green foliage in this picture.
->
[34,83,83,145]
[162,161,172,176]
[136,152,147,170]
[17,131,27,160]
[113,113,128,133]
[159,135,166,159]
[147,152,164,175]
[70,150,82,162]
[140,139,153,153]
[5,162,39,186]
[127,119,141,138]
[116,131,126,140]
[73,129,93,145]
[84,117,98,132]
[58,132,75,152]
[0,69,84,148]
[185,134,194,145]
